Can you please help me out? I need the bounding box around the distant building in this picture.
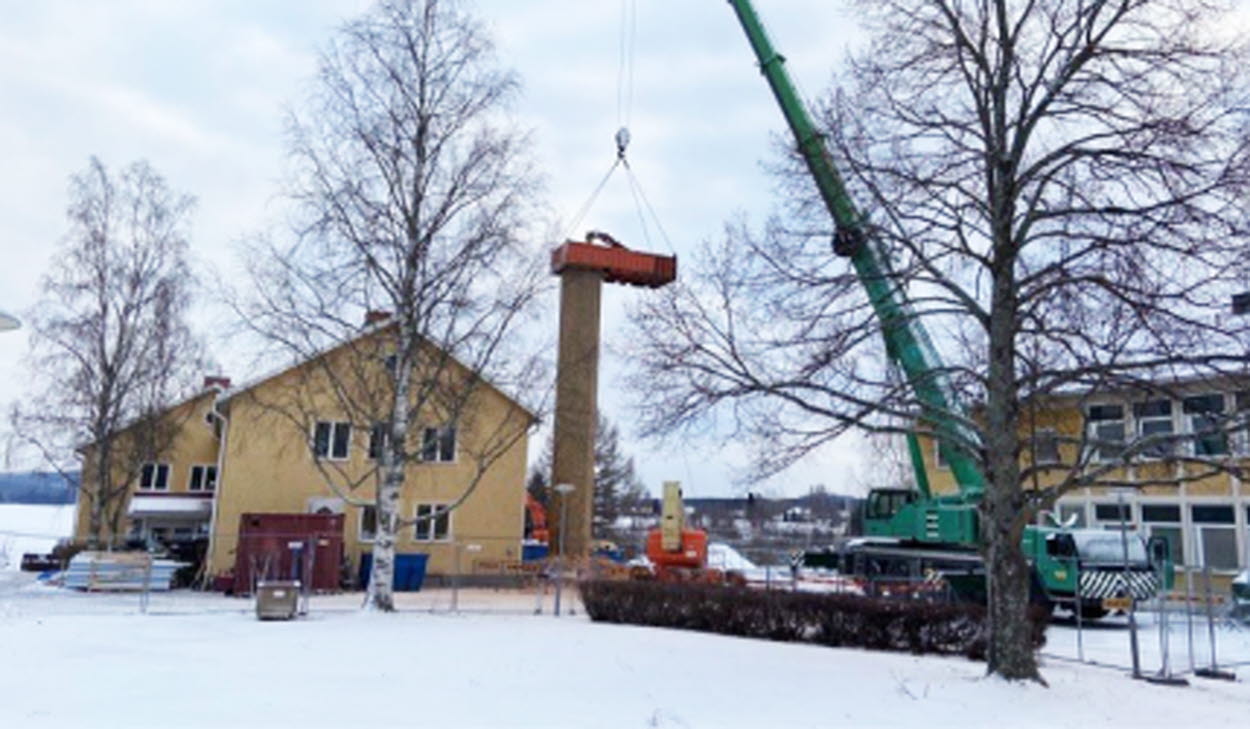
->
[922,377,1250,578]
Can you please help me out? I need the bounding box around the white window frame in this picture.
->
[1086,403,1126,463]
[420,426,457,464]
[313,421,352,461]
[188,463,217,492]
[138,462,171,491]
[368,423,388,461]
[1134,398,1175,460]
[1183,393,1229,458]
[414,502,452,542]
[358,505,377,543]
[1140,502,1185,566]
[1191,503,1239,571]
[1092,501,1133,528]
[1234,391,1250,456]
[1033,428,1060,464]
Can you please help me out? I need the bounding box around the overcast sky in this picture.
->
[0,0,879,498]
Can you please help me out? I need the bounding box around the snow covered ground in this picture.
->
[0,503,74,570]
[0,571,1246,729]
[1,508,1246,727]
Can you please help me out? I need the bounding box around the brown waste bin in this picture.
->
[255,580,301,620]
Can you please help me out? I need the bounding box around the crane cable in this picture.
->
[616,0,637,131]
[562,0,675,256]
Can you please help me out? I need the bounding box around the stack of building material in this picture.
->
[63,551,183,591]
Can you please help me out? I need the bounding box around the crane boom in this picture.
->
[727,0,985,504]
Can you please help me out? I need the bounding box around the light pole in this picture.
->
[0,311,19,332]
[451,542,482,613]
[553,482,575,617]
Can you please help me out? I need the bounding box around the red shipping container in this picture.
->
[230,513,345,594]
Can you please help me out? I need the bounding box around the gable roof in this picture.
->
[217,320,536,421]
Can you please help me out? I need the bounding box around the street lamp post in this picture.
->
[451,542,482,613]
[553,482,575,617]
[0,311,19,332]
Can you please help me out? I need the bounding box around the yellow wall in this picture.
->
[920,395,1241,500]
[72,330,532,583]
[918,387,1248,572]
[206,337,530,579]
[73,392,222,545]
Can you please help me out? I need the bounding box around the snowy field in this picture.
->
[0,503,74,570]
[1,504,1247,727]
[0,572,1247,729]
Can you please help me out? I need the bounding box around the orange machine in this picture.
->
[645,481,711,580]
[524,492,550,545]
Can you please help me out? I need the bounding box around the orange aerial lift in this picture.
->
[524,492,550,545]
[644,480,715,581]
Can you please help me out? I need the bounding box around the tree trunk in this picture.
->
[90,441,111,549]
[983,225,1040,680]
[366,331,413,612]
[367,475,400,611]
[985,524,1037,679]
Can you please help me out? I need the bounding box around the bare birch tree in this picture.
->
[236,0,545,611]
[12,157,205,547]
[627,1,1250,680]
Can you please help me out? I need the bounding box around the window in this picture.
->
[414,503,451,541]
[313,421,351,460]
[139,463,170,491]
[1086,404,1125,462]
[1133,399,1174,459]
[1233,291,1250,316]
[1093,502,1131,525]
[359,505,377,542]
[1033,429,1060,464]
[188,464,217,492]
[1140,503,1184,565]
[1235,391,1250,455]
[1183,394,1228,457]
[1192,504,1238,570]
[368,423,388,461]
[866,490,913,520]
[421,426,456,463]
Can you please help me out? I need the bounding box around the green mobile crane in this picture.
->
[727,0,1170,616]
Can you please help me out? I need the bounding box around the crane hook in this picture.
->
[615,127,631,160]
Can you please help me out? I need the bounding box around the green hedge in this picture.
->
[579,580,1047,659]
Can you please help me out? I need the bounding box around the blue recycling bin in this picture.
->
[522,542,549,562]
[359,553,429,591]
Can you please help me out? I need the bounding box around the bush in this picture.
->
[578,580,1047,660]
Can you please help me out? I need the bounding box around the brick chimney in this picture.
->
[364,310,392,326]
[203,375,232,391]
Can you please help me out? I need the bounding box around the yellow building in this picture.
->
[72,325,533,583]
[922,380,1250,578]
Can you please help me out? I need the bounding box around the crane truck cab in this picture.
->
[833,487,1174,619]
[1027,527,1173,619]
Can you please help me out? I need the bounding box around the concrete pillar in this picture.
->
[550,268,602,557]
